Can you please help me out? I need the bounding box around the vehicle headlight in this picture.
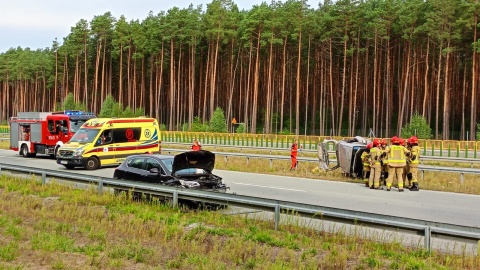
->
[179,180,200,188]
[73,149,84,157]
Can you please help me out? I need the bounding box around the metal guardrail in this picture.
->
[0,162,479,253]
[163,141,480,161]
[161,148,480,182]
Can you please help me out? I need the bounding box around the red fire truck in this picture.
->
[9,110,96,158]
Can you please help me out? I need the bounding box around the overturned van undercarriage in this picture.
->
[318,136,371,178]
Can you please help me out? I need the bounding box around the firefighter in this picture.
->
[408,136,420,191]
[379,139,389,187]
[403,138,412,188]
[290,139,301,170]
[368,139,382,189]
[191,139,202,151]
[361,143,372,187]
[23,126,30,141]
[384,136,410,192]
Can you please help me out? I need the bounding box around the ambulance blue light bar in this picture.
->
[53,110,95,116]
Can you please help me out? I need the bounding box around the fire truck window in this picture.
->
[48,120,54,133]
[55,121,62,134]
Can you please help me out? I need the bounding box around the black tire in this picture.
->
[85,157,100,170]
[20,145,29,158]
[64,165,75,169]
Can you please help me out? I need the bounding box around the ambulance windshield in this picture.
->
[69,128,100,143]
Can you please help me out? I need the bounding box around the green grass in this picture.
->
[0,174,477,269]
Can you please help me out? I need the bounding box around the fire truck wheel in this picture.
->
[20,145,30,158]
[85,157,100,170]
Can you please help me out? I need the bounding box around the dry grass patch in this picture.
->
[0,175,478,269]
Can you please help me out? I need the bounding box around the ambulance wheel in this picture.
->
[85,157,100,170]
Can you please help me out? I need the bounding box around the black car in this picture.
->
[113,150,228,192]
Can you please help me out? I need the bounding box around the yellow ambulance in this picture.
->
[56,117,161,170]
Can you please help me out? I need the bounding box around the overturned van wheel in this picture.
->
[85,157,100,170]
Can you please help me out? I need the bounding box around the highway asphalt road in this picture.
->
[0,149,479,228]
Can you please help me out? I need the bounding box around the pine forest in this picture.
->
[0,0,479,140]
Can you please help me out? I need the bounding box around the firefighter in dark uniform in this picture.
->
[379,139,389,187]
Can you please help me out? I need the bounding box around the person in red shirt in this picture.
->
[191,139,201,151]
[290,139,301,170]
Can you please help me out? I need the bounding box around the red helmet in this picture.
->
[366,143,373,149]
[372,138,380,147]
[391,136,400,145]
[409,136,418,144]
[399,138,405,145]
[381,139,387,146]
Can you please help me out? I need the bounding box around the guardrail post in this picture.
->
[246,157,250,165]
[172,190,178,207]
[431,144,434,157]
[424,226,432,253]
[98,178,104,195]
[448,145,451,157]
[421,170,424,181]
[456,144,460,158]
[269,159,273,168]
[423,140,427,156]
[460,173,464,184]
[224,156,228,163]
[465,144,468,158]
[274,204,280,230]
[474,144,477,159]
[439,144,443,157]
[42,171,47,185]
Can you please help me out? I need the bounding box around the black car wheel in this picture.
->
[85,157,100,170]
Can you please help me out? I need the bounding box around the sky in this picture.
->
[0,0,320,53]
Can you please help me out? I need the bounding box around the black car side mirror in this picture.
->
[149,168,159,174]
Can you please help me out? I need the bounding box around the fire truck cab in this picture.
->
[9,111,96,158]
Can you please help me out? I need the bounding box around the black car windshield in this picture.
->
[69,128,100,143]
[162,158,174,172]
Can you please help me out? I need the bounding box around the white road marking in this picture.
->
[232,182,306,192]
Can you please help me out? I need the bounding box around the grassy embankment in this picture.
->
[163,143,480,195]
[0,174,478,269]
